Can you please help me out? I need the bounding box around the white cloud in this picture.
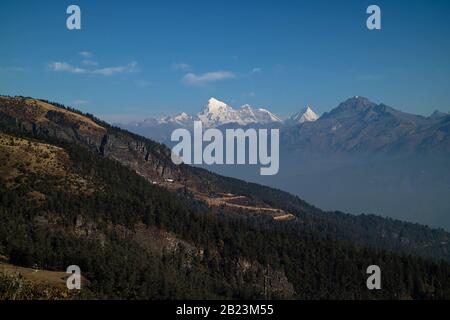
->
[251,67,263,74]
[49,62,86,74]
[92,61,138,76]
[172,63,191,71]
[183,71,235,86]
[49,60,138,76]
[81,59,99,66]
[79,51,93,58]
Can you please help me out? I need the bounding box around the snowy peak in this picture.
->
[127,98,315,130]
[286,106,319,125]
[171,112,193,124]
[253,108,282,123]
[202,98,231,113]
[197,98,237,127]
[131,112,193,127]
[197,98,282,127]
[237,104,282,124]
[298,106,319,122]
[237,104,257,123]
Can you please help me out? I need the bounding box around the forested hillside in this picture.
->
[1,96,450,299]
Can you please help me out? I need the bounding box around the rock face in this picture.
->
[236,258,295,299]
[0,96,181,182]
[0,97,106,150]
[281,96,450,155]
[0,98,301,299]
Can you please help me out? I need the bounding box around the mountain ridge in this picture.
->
[1,95,450,264]
[125,97,317,130]
[285,106,319,125]
[282,96,450,155]
[3,95,450,300]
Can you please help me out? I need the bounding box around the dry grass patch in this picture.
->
[0,96,106,136]
[0,133,99,194]
[0,263,68,288]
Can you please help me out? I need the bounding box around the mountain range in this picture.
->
[282,96,450,155]
[122,97,319,137]
[121,96,450,156]
[2,95,450,299]
[119,96,450,231]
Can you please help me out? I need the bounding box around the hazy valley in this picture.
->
[1,95,450,299]
[119,96,450,231]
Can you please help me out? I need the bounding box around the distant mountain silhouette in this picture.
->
[281,96,450,154]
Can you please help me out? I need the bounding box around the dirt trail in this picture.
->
[160,181,295,221]
[195,191,295,221]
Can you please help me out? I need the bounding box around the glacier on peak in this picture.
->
[128,97,318,129]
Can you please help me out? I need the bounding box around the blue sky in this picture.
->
[1,0,450,122]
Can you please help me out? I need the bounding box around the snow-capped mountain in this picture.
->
[285,106,319,126]
[119,97,320,142]
[239,104,283,124]
[127,97,316,130]
[197,98,282,127]
[197,98,240,127]
[128,112,193,127]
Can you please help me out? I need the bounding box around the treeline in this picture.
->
[201,167,450,262]
[3,96,449,263]
[1,132,450,299]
